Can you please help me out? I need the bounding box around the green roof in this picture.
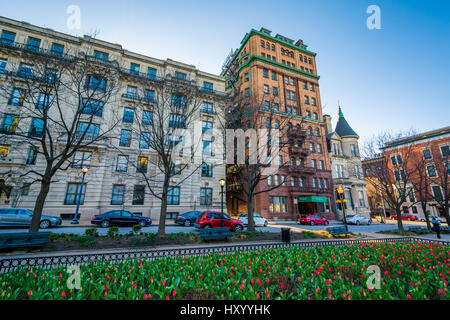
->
[335,107,358,137]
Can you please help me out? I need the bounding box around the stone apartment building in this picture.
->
[0,16,227,223]
[324,107,370,220]
[222,28,335,221]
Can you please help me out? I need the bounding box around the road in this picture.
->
[0,219,439,236]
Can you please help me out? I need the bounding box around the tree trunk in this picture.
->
[29,179,51,232]
[422,206,431,230]
[247,193,255,232]
[157,176,170,237]
[396,209,404,232]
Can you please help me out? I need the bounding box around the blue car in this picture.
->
[91,210,152,228]
[175,211,202,227]
[0,208,62,229]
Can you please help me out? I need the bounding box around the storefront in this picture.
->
[297,196,331,216]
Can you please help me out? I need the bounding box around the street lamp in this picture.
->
[219,179,226,228]
[71,166,88,225]
[336,186,348,231]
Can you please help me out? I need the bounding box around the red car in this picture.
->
[298,215,329,226]
[391,214,418,221]
[195,211,244,232]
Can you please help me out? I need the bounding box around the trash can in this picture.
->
[281,228,291,243]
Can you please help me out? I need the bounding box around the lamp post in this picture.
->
[336,186,348,231]
[71,166,88,225]
[219,179,226,227]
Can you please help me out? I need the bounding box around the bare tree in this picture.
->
[110,73,228,236]
[362,131,418,232]
[0,39,121,232]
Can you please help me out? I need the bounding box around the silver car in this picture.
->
[345,214,372,225]
[0,208,62,229]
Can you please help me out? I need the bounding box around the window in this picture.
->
[315,128,320,137]
[273,87,278,96]
[440,145,449,157]
[81,99,103,117]
[1,114,19,133]
[29,118,44,137]
[304,96,309,104]
[75,122,99,138]
[169,114,186,128]
[0,30,16,45]
[200,188,213,206]
[427,164,437,177]
[9,88,26,106]
[202,141,212,156]
[245,88,250,97]
[201,163,213,177]
[123,108,135,123]
[171,94,186,108]
[397,154,403,164]
[111,185,125,205]
[93,50,109,61]
[132,186,145,205]
[202,121,213,135]
[26,147,38,165]
[0,59,6,74]
[422,148,432,160]
[358,191,366,207]
[203,81,213,92]
[309,143,315,152]
[144,89,155,103]
[269,196,288,213]
[147,67,157,79]
[313,112,318,120]
[140,132,151,149]
[317,144,322,153]
[306,111,311,118]
[408,187,416,202]
[119,129,132,147]
[175,71,186,79]
[202,102,214,114]
[263,69,268,78]
[264,85,269,94]
[0,145,10,157]
[303,82,307,89]
[319,160,324,170]
[310,84,314,91]
[87,75,107,91]
[350,144,357,157]
[324,178,328,189]
[355,165,361,179]
[18,64,32,79]
[168,187,180,205]
[267,175,273,186]
[142,111,153,125]
[311,98,316,106]
[391,156,397,166]
[244,73,249,82]
[265,101,270,109]
[273,103,279,111]
[26,37,41,52]
[130,63,140,75]
[432,186,443,202]
[51,43,64,57]
[137,157,148,173]
[125,86,138,99]
[272,72,277,80]
[64,183,86,205]
[36,93,53,110]
[72,151,92,168]
[311,160,317,169]
[116,155,128,172]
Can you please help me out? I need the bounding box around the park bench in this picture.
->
[199,228,231,242]
[407,226,428,234]
[326,226,353,238]
[0,232,50,249]
[439,226,450,233]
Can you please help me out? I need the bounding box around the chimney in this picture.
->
[323,114,332,135]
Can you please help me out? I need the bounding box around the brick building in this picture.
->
[222,28,335,221]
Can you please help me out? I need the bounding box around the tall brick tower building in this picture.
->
[222,28,335,221]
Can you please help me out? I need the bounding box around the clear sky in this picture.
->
[1,0,449,143]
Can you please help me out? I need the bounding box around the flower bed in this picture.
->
[0,242,448,300]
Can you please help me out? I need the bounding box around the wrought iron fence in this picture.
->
[0,236,448,273]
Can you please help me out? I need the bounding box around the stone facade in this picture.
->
[324,107,370,219]
[0,16,227,223]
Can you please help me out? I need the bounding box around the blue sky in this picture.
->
[1,0,449,143]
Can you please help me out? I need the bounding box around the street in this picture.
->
[0,219,441,236]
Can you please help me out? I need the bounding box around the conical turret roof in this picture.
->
[335,106,358,137]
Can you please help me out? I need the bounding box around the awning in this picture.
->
[298,196,328,203]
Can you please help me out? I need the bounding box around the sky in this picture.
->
[1,0,449,144]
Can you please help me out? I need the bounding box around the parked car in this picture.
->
[298,215,329,226]
[175,211,202,227]
[0,208,62,229]
[91,210,152,228]
[195,211,244,232]
[238,213,268,227]
[344,215,372,225]
[390,214,418,221]
[420,216,446,223]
